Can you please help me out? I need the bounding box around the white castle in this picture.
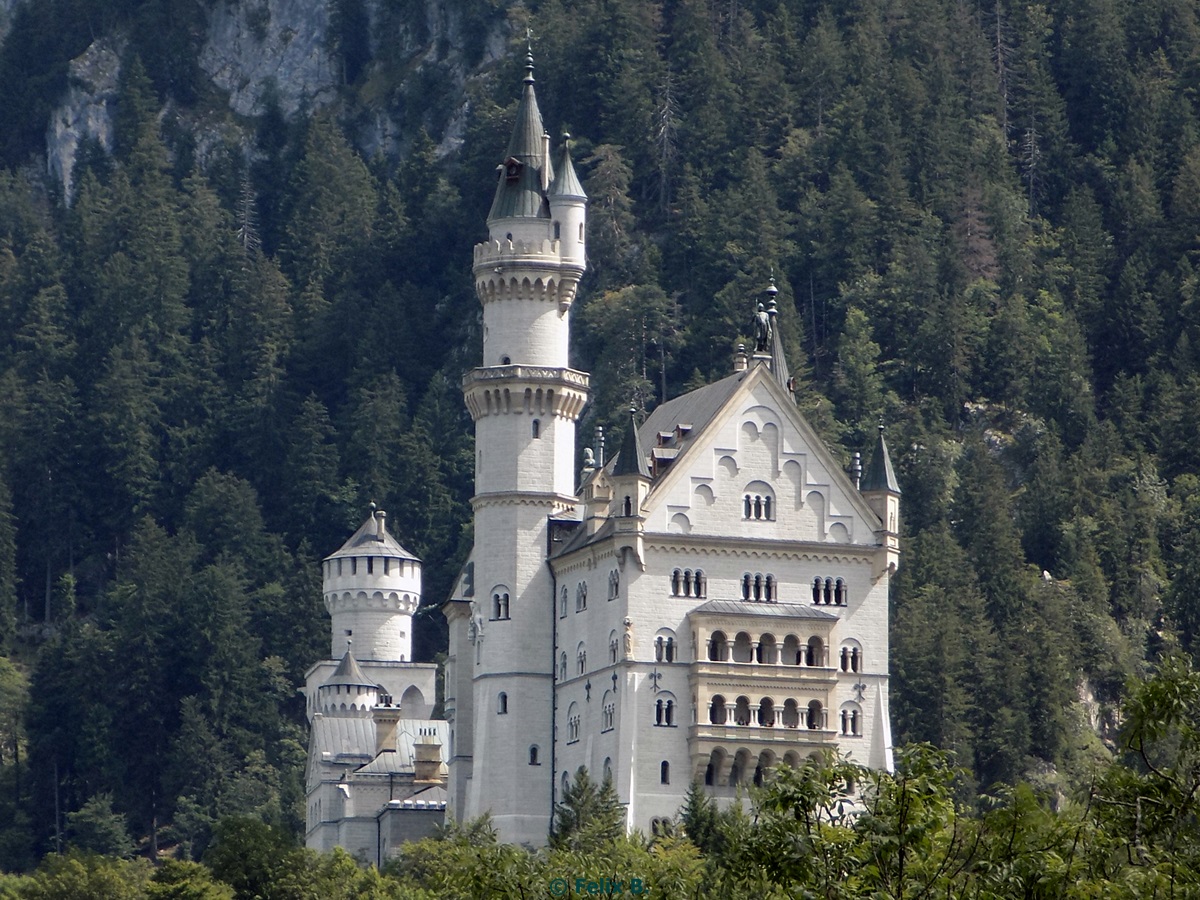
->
[440,56,899,845]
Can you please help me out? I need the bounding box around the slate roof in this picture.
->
[611,412,651,478]
[354,721,451,774]
[487,57,551,222]
[861,428,900,494]
[325,512,419,561]
[547,138,586,199]
[322,648,375,688]
[690,599,839,620]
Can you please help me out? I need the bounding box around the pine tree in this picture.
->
[550,767,624,852]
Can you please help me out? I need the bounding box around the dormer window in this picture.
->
[504,157,523,182]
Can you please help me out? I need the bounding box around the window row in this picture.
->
[670,568,707,598]
[741,572,778,602]
[812,577,847,606]
[326,557,412,577]
[704,747,843,789]
[709,696,828,729]
[743,494,774,520]
[708,631,832,667]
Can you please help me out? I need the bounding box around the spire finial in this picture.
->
[524,29,535,84]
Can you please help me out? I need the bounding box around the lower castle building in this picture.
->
[303,510,449,861]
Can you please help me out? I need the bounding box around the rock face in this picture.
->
[42,0,510,196]
[200,0,337,118]
[47,35,125,200]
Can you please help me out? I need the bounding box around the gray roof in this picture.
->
[548,139,586,199]
[325,512,419,562]
[640,369,750,457]
[691,599,839,620]
[355,721,450,774]
[487,59,551,222]
[861,428,900,494]
[322,648,375,688]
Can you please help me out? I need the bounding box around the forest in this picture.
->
[0,0,1199,876]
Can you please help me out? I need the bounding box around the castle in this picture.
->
[440,56,898,845]
[306,54,898,852]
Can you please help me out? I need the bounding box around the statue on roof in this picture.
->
[753,302,772,352]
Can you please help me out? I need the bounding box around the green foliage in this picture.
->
[65,795,135,859]
[550,767,625,852]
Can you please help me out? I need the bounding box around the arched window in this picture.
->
[609,632,619,663]
[498,692,508,714]
[559,652,568,681]
[553,221,560,240]
[493,592,510,620]
[665,637,675,662]
[660,761,670,784]
[655,637,665,662]
[709,632,728,662]
[742,573,752,600]
[656,698,664,725]
[608,569,619,600]
[576,582,587,612]
[709,695,727,725]
[530,745,540,765]
[682,569,693,596]
[851,647,861,672]
[753,573,763,601]
[825,578,834,606]
[807,700,824,730]
[579,222,584,241]
[765,574,776,601]
[623,495,633,516]
[764,496,773,519]
[577,644,587,675]
[532,419,540,438]
[812,577,822,604]
[693,569,706,597]
[743,495,752,518]
[560,587,568,618]
[671,569,682,596]
[807,637,825,667]
[836,578,847,606]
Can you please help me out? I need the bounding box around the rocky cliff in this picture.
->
[43,0,509,197]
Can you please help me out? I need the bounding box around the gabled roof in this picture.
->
[861,428,900,494]
[487,55,551,222]
[325,511,419,562]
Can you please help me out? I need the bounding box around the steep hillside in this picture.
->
[0,0,1199,866]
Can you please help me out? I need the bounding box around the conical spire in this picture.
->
[487,50,551,222]
[323,642,375,687]
[764,279,793,396]
[862,425,900,494]
[611,410,650,478]
[548,132,587,199]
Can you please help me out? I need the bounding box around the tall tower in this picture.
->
[459,52,588,844]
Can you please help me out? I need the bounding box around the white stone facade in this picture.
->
[444,65,897,844]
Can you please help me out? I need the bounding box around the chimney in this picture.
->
[375,509,386,542]
[733,343,749,373]
[414,728,448,785]
[850,452,862,490]
[372,696,401,756]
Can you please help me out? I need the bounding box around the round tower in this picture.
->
[459,53,588,844]
[322,507,421,662]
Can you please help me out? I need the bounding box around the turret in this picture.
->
[610,410,651,519]
[547,133,587,269]
[317,645,379,717]
[860,425,901,574]
[322,506,421,661]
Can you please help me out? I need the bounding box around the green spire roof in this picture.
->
[862,427,901,494]
[548,134,586,200]
[323,646,375,687]
[487,53,551,222]
[611,412,650,478]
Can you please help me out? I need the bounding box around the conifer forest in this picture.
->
[3,0,1200,893]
